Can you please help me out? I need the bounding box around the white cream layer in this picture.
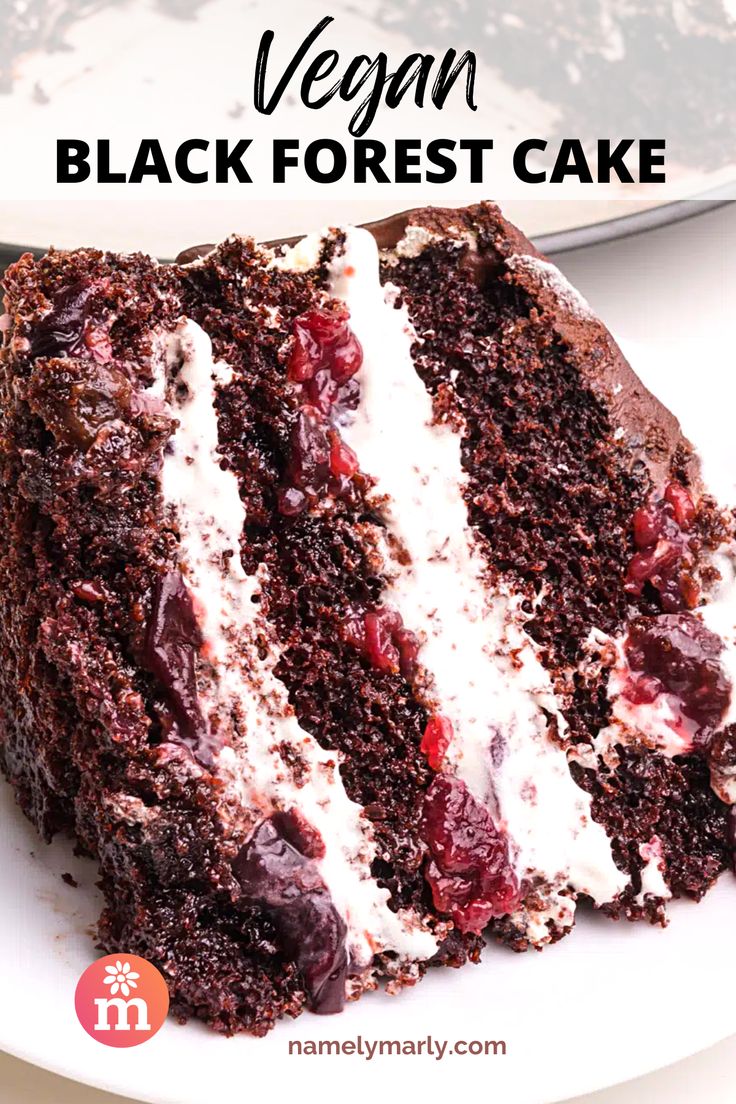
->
[376,221,736,906]
[635,837,671,906]
[284,226,628,935]
[153,318,438,972]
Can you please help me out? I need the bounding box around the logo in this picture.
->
[74,954,169,1047]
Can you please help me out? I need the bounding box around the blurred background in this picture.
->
[1,1,735,205]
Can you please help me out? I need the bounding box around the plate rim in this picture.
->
[1,958,734,1104]
[0,196,732,271]
[2,776,736,1104]
[536,192,733,255]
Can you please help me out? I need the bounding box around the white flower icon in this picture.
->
[103,960,140,997]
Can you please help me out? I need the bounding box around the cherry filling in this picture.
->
[285,407,330,496]
[288,305,363,386]
[279,307,364,516]
[232,813,348,1014]
[421,775,519,933]
[143,570,213,764]
[343,605,420,682]
[329,434,359,478]
[272,808,326,860]
[624,612,731,736]
[421,715,453,771]
[709,727,736,820]
[30,280,111,362]
[625,482,699,611]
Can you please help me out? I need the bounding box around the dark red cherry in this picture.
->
[273,808,326,860]
[343,605,420,682]
[328,434,359,478]
[664,482,696,529]
[233,817,347,1014]
[421,715,453,770]
[287,306,363,413]
[623,673,662,706]
[395,626,420,681]
[287,407,330,495]
[364,608,401,672]
[632,506,667,550]
[625,613,731,734]
[626,484,699,611]
[329,332,363,383]
[30,281,101,360]
[288,323,321,382]
[421,775,518,933]
[304,368,341,413]
[144,570,212,762]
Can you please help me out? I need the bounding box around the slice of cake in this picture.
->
[1,202,733,1035]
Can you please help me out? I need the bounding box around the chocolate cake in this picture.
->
[1,202,734,1035]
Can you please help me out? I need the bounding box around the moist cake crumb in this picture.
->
[1,201,734,1034]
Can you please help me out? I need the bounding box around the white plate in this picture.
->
[1,777,735,1104]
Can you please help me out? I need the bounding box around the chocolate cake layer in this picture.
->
[1,202,734,1034]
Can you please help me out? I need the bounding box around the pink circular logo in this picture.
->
[74,953,169,1047]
